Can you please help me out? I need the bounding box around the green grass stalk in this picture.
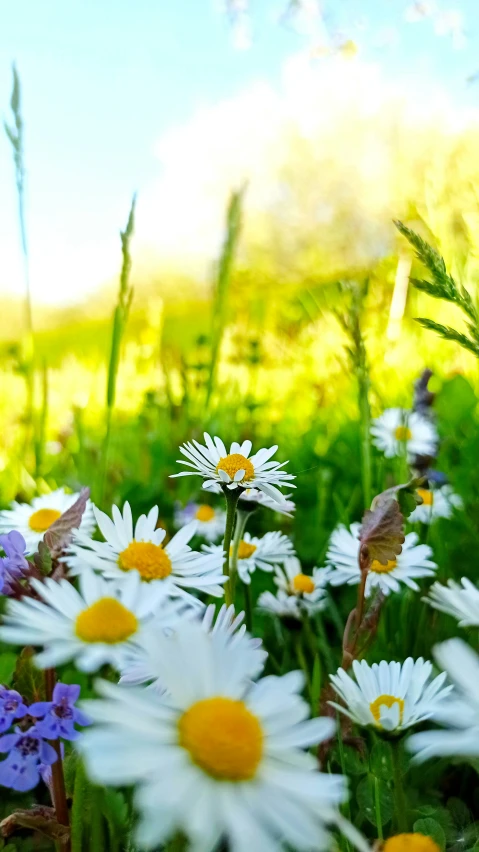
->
[99,195,136,502]
[205,186,244,410]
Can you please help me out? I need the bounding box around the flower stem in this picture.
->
[293,630,312,703]
[243,581,253,632]
[390,738,408,833]
[221,489,240,607]
[230,508,249,601]
[45,669,70,850]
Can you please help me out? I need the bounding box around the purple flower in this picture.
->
[0,727,57,792]
[0,687,28,734]
[29,683,91,741]
[0,531,29,595]
[39,742,64,796]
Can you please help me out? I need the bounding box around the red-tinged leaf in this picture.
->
[360,495,405,566]
[44,487,90,558]
[13,647,44,704]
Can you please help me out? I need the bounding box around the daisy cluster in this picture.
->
[0,423,473,851]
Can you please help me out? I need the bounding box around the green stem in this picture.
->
[335,711,353,852]
[358,369,372,509]
[294,630,312,702]
[390,738,408,832]
[243,581,253,632]
[230,508,249,600]
[221,489,240,607]
[374,774,383,840]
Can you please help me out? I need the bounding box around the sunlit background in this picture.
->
[0,0,478,517]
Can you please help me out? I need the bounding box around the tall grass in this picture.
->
[98,195,136,503]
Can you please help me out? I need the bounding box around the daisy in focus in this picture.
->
[203,530,295,584]
[425,578,479,627]
[408,639,479,762]
[119,603,266,691]
[0,571,181,672]
[79,622,349,852]
[408,485,463,524]
[330,657,452,733]
[66,502,225,605]
[174,501,226,542]
[371,408,437,460]
[0,488,96,555]
[171,433,295,502]
[274,557,331,615]
[326,523,437,596]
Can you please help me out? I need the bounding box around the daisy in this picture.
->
[371,408,437,460]
[203,531,295,585]
[65,502,225,606]
[326,523,437,597]
[258,588,326,621]
[237,488,296,517]
[408,485,463,524]
[78,621,351,852]
[171,433,295,503]
[0,570,181,672]
[0,487,96,555]
[119,603,267,691]
[174,502,226,542]
[425,578,479,627]
[274,557,331,615]
[407,639,479,762]
[330,657,452,733]
[382,836,441,852]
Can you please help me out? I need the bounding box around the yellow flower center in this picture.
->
[383,835,441,852]
[230,540,257,560]
[292,573,315,594]
[417,488,434,507]
[195,505,216,522]
[75,597,138,644]
[216,454,255,482]
[28,508,62,533]
[369,694,405,726]
[395,425,412,441]
[370,559,397,574]
[178,697,263,781]
[118,540,172,581]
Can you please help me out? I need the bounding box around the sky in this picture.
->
[1,0,479,306]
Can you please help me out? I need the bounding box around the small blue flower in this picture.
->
[0,727,57,792]
[0,687,29,734]
[30,683,91,741]
[0,531,29,596]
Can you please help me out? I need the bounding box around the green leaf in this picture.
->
[370,740,393,780]
[13,647,44,703]
[356,774,393,826]
[413,818,447,851]
[447,796,471,829]
[33,540,52,576]
[0,652,18,686]
[342,745,368,776]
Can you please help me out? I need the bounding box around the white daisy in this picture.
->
[425,578,479,627]
[274,557,331,615]
[78,621,350,852]
[325,523,437,597]
[0,487,96,555]
[0,571,178,672]
[171,432,295,503]
[237,488,296,517]
[330,657,452,733]
[407,639,479,762]
[258,588,325,621]
[174,502,226,542]
[203,531,295,585]
[370,408,437,460]
[65,502,225,607]
[119,603,267,691]
[408,485,463,524]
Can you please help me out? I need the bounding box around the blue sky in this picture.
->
[0,0,478,304]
